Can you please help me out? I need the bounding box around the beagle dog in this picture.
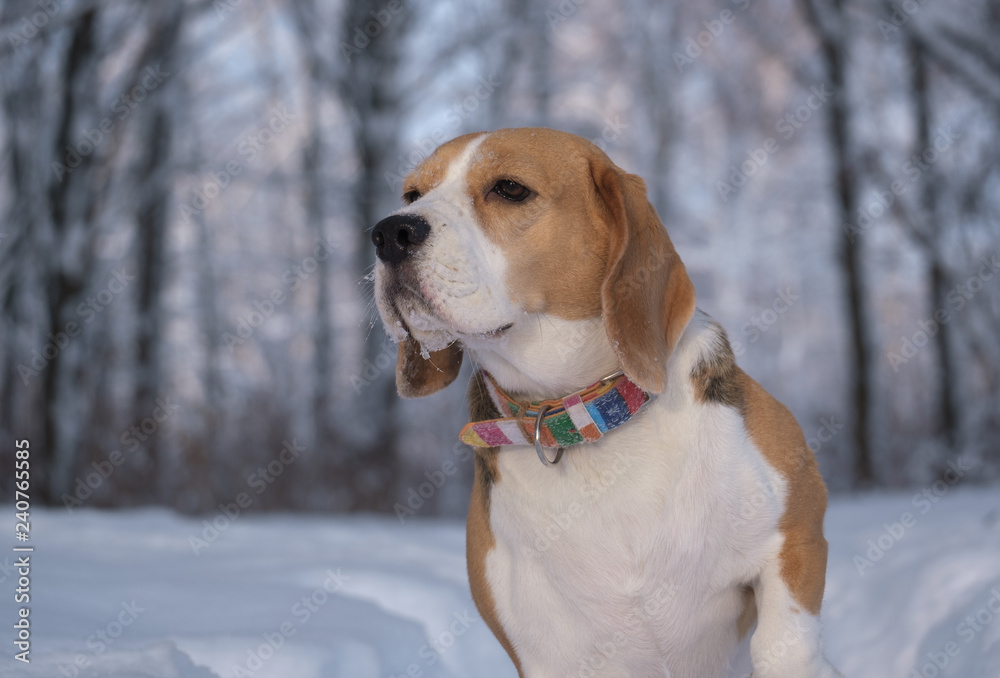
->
[372,128,843,678]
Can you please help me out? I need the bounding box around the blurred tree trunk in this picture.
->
[335,0,412,510]
[42,7,102,503]
[907,36,958,456]
[802,0,875,487]
[190,207,220,511]
[524,0,553,120]
[289,1,336,478]
[627,0,680,218]
[0,0,41,454]
[131,4,185,501]
[132,105,171,499]
[490,0,553,126]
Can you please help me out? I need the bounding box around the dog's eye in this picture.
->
[403,189,421,204]
[492,179,531,202]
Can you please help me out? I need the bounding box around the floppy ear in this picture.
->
[594,161,696,394]
[395,336,464,398]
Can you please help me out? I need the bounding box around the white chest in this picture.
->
[483,398,787,678]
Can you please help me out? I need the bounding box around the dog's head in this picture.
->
[372,128,695,398]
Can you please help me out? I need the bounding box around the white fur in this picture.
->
[472,316,842,678]
[374,134,842,678]
[375,134,520,353]
[484,314,793,678]
[463,315,621,401]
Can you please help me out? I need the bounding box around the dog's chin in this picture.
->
[379,294,515,355]
[404,325,457,353]
[375,291,455,351]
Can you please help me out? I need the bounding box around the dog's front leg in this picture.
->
[749,544,844,678]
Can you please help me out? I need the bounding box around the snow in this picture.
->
[2,486,999,678]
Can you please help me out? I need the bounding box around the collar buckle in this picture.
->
[534,404,565,467]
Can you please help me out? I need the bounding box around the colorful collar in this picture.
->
[459,369,652,465]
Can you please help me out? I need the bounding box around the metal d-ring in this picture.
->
[598,369,625,383]
[534,404,564,467]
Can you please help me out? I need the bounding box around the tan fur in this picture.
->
[687,324,829,616]
[740,373,829,615]
[592,154,696,394]
[465,374,523,675]
[689,327,828,619]
[395,338,463,398]
[467,457,523,676]
[453,129,614,320]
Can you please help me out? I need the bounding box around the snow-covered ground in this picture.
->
[1,486,998,678]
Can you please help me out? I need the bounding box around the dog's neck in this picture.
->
[460,314,622,402]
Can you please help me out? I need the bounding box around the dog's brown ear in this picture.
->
[395,336,463,398]
[593,161,696,394]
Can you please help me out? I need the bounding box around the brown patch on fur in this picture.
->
[467,461,522,675]
[465,374,522,674]
[691,323,745,410]
[464,128,613,320]
[593,158,696,394]
[395,338,463,398]
[740,372,829,616]
[737,585,758,640]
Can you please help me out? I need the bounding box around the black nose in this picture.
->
[371,214,431,265]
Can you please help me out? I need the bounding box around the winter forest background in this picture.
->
[1,0,998,515]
